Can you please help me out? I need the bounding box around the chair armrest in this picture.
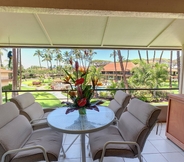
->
[112,116,118,125]
[30,117,47,124]
[1,145,49,162]
[99,141,142,162]
[43,108,55,113]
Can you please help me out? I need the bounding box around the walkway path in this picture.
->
[48,91,68,102]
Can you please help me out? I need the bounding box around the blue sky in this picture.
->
[1,48,178,69]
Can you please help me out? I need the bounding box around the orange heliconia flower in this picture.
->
[68,91,77,97]
[79,67,86,73]
[64,76,70,82]
[92,76,98,85]
[97,82,103,86]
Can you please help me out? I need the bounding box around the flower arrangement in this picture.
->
[62,50,103,115]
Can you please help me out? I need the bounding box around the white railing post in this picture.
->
[179,45,184,94]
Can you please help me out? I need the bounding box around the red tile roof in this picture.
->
[102,62,136,72]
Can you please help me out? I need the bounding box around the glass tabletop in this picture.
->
[47,106,115,134]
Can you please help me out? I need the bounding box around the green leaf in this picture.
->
[63,68,75,83]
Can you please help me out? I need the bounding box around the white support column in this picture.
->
[12,48,17,97]
[0,70,2,104]
[179,45,184,94]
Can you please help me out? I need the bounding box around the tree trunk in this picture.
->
[153,51,156,63]
[47,61,49,69]
[113,50,117,82]
[146,50,149,64]
[125,50,129,71]
[159,51,164,63]
[138,50,142,61]
[38,56,42,69]
[117,50,129,94]
[50,61,53,70]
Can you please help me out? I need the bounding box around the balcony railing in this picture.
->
[2,88,179,107]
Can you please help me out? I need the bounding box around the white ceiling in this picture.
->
[0,8,184,50]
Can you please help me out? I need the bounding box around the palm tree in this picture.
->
[159,51,164,63]
[147,63,168,89]
[146,50,149,64]
[110,50,117,82]
[53,49,62,67]
[153,51,156,63]
[89,65,103,82]
[42,53,50,69]
[117,50,129,93]
[70,49,82,65]
[129,61,151,88]
[63,51,70,64]
[33,50,43,69]
[88,49,97,56]
[83,49,96,67]
[125,50,129,71]
[129,61,168,100]
[138,50,142,61]
[42,49,53,70]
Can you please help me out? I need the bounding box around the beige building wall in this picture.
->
[0,69,13,86]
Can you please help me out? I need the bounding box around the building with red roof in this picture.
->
[102,62,136,81]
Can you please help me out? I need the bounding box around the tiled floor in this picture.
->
[58,123,184,162]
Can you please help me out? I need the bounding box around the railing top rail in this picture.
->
[2,87,179,93]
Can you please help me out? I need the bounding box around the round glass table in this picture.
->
[47,106,115,162]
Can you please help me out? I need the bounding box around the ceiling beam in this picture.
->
[0,43,182,50]
[1,0,184,15]
[147,19,176,47]
[34,13,53,46]
[100,17,109,47]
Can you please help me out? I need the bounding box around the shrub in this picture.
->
[32,81,41,85]
[2,84,12,91]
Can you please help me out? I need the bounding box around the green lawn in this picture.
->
[32,92,62,108]
[20,80,62,108]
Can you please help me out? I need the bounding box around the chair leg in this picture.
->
[156,122,162,135]
[138,155,143,162]
[156,123,159,135]
[61,145,66,158]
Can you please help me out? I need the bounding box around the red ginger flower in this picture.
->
[69,58,73,65]
[75,78,84,86]
[75,61,79,71]
[77,98,87,107]
[77,86,83,97]
[84,50,88,56]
